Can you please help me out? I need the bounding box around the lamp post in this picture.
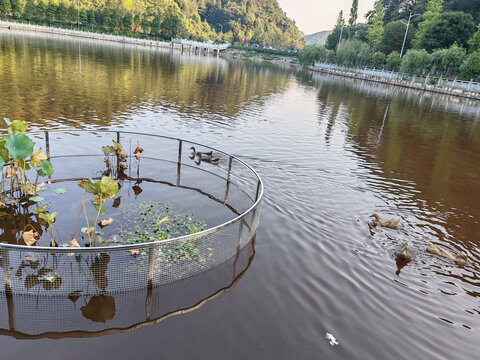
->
[338,25,344,47]
[217,23,223,41]
[400,12,420,58]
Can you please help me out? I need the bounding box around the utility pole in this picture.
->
[217,24,223,41]
[77,0,80,30]
[338,25,344,47]
[400,12,420,58]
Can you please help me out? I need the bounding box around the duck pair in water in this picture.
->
[189,146,219,164]
[369,213,468,265]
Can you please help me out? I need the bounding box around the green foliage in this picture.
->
[461,50,480,80]
[366,0,385,47]
[9,0,19,16]
[4,134,34,160]
[335,39,371,66]
[400,49,430,74]
[468,24,480,51]
[380,20,415,55]
[326,26,346,50]
[0,0,11,15]
[372,52,387,68]
[386,51,402,71]
[23,0,35,20]
[299,45,329,65]
[429,43,466,73]
[348,0,359,27]
[414,0,445,48]
[419,11,476,51]
[10,0,303,49]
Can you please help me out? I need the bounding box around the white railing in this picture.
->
[314,62,480,93]
[0,20,171,48]
[171,38,230,50]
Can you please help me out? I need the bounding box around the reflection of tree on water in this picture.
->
[0,33,292,127]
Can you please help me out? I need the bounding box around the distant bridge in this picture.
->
[171,39,230,56]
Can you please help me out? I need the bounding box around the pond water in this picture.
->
[1,30,480,359]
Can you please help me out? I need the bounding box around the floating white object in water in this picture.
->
[325,332,339,346]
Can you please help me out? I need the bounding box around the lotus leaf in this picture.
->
[30,148,47,168]
[53,187,67,194]
[4,133,34,160]
[40,159,54,176]
[9,120,28,135]
[39,212,58,226]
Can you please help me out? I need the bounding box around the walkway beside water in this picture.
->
[0,20,229,56]
[309,62,480,101]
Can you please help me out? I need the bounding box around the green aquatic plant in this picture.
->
[78,176,119,245]
[119,201,211,265]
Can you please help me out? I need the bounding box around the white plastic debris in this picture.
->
[325,332,339,346]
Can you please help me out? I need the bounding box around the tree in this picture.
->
[23,0,35,20]
[419,11,475,51]
[36,1,46,20]
[0,0,12,15]
[335,39,371,66]
[161,15,183,40]
[400,48,430,74]
[79,9,88,24]
[46,1,57,21]
[366,0,384,48]
[461,50,480,80]
[386,51,402,70]
[380,20,416,55]
[122,13,133,30]
[326,25,346,50]
[86,9,95,25]
[56,2,67,22]
[299,45,329,65]
[67,4,77,23]
[336,10,345,28]
[468,24,480,51]
[429,44,466,73]
[413,0,444,48]
[372,52,387,68]
[348,0,359,26]
[10,0,20,17]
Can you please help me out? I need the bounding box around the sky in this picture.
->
[277,0,377,35]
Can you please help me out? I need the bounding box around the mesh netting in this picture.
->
[0,131,263,297]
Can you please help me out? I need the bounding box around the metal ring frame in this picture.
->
[0,130,264,253]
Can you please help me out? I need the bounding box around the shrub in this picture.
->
[461,50,480,80]
[372,52,386,68]
[400,49,430,74]
[335,39,371,66]
[386,51,401,71]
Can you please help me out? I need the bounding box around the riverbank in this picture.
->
[1,20,479,100]
[307,65,480,101]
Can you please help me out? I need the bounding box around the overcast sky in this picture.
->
[278,0,377,35]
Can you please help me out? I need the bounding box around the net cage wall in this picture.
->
[0,131,263,298]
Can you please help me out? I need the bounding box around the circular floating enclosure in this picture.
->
[0,131,263,296]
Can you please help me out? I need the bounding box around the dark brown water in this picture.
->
[1,30,480,359]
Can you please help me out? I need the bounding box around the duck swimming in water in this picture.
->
[370,213,401,230]
[189,146,213,159]
[395,241,412,262]
[427,241,468,265]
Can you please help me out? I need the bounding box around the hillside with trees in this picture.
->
[299,0,480,80]
[0,0,304,49]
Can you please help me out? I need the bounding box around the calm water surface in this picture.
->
[1,31,480,359]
